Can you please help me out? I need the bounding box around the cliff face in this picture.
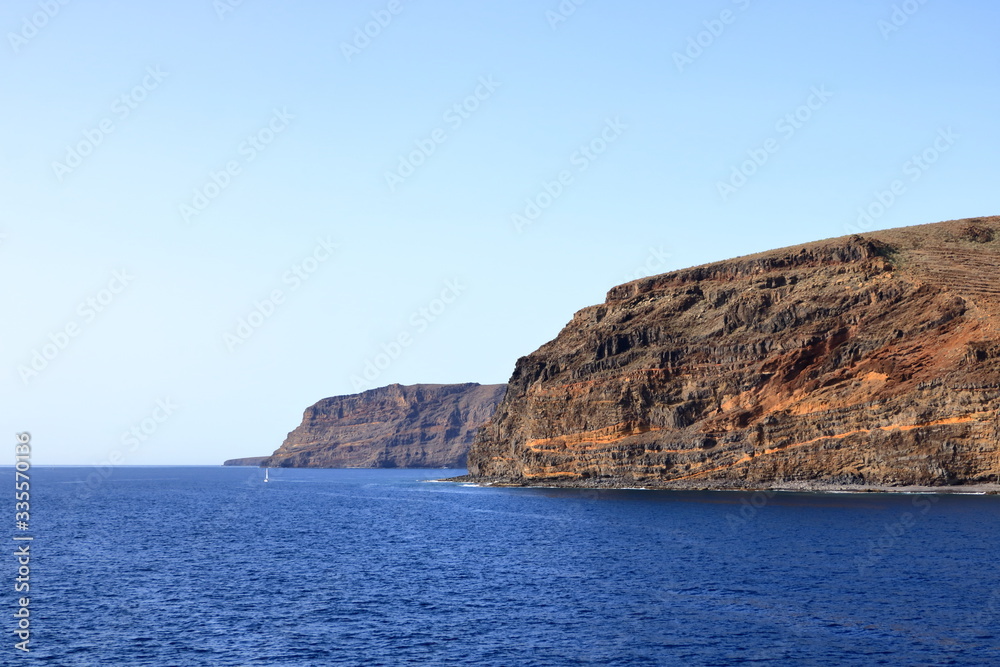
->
[264,383,506,468]
[223,456,269,466]
[469,217,1000,488]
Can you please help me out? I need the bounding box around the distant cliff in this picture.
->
[223,456,269,467]
[468,216,1000,489]
[262,383,506,468]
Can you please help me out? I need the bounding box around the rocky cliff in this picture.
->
[468,217,1000,489]
[223,456,269,466]
[263,383,505,468]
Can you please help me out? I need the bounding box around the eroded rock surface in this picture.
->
[264,383,505,468]
[469,217,1000,488]
[223,456,269,466]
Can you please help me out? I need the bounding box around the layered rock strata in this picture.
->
[468,217,1000,488]
[263,383,505,468]
[223,456,269,466]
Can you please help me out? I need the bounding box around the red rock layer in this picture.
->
[469,217,1000,488]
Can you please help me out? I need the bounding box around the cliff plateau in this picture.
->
[264,383,505,468]
[468,217,1000,489]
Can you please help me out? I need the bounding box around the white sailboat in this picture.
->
[263,467,269,483]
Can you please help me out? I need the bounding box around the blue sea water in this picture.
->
[5,466,1000,666]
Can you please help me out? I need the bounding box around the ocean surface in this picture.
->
[6,466,1000,666]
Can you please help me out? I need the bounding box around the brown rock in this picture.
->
[264,383,505,468]
[468,216,1000,489]
[222,456,270,467]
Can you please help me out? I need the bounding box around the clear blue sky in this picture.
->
[3,0,998,464]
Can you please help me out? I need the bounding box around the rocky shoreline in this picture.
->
[442,474,1000,495]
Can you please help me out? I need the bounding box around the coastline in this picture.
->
[441,475,1000,495]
